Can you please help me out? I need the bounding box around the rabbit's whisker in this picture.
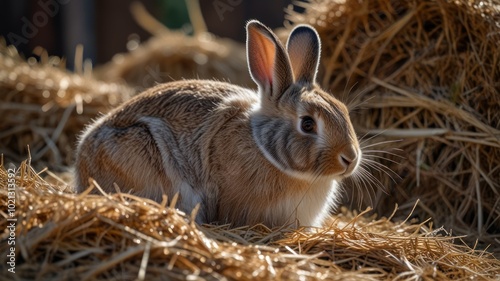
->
[361,159,401,184]
[362,153,402,166]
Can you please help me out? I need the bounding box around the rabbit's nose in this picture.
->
[340,154,353,167]
[338,144,359,174]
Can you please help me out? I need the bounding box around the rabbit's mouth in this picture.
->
[338,145,361,176]
[341,151,362,177]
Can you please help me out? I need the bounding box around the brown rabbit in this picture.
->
[75,20,361,228]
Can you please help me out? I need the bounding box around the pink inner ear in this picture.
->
[248,27,276,88]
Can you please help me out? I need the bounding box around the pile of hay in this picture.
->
[0,44,135,170]
[93,3,253,90]
[2,161,500,280]
[286,0,500,252]
[94,30,252,91]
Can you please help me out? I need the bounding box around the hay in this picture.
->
[93,30,253,91]
[0,44,135,170]
[93,3,253,90]
[1,161,500,280]
[285,0,500,253]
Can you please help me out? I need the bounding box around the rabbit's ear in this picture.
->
[286,25,321,84]
[246,20,293,100]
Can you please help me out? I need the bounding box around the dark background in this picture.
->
[0,0,296,69]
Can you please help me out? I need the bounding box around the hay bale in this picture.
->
[2,161,499,280]
[286,0,500,252]
[0,44,135,170]
[93,3,253,90]
[94,31,253,90]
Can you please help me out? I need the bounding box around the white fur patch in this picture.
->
[296,179,339,227]
[315,114,326,145]
[250,99,262,112]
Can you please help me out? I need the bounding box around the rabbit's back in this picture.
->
[107,80,256,132]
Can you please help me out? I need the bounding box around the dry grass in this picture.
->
[0,43,135,170]
[93,2,253,90]
[285,0,500,253]
[93,30,253,91]
[1,160,499,280]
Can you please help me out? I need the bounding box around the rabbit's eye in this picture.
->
[300,116,316,134]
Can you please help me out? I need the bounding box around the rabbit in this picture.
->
[75,20,361,228]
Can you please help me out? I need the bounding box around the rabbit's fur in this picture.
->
[75,20,361,228]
